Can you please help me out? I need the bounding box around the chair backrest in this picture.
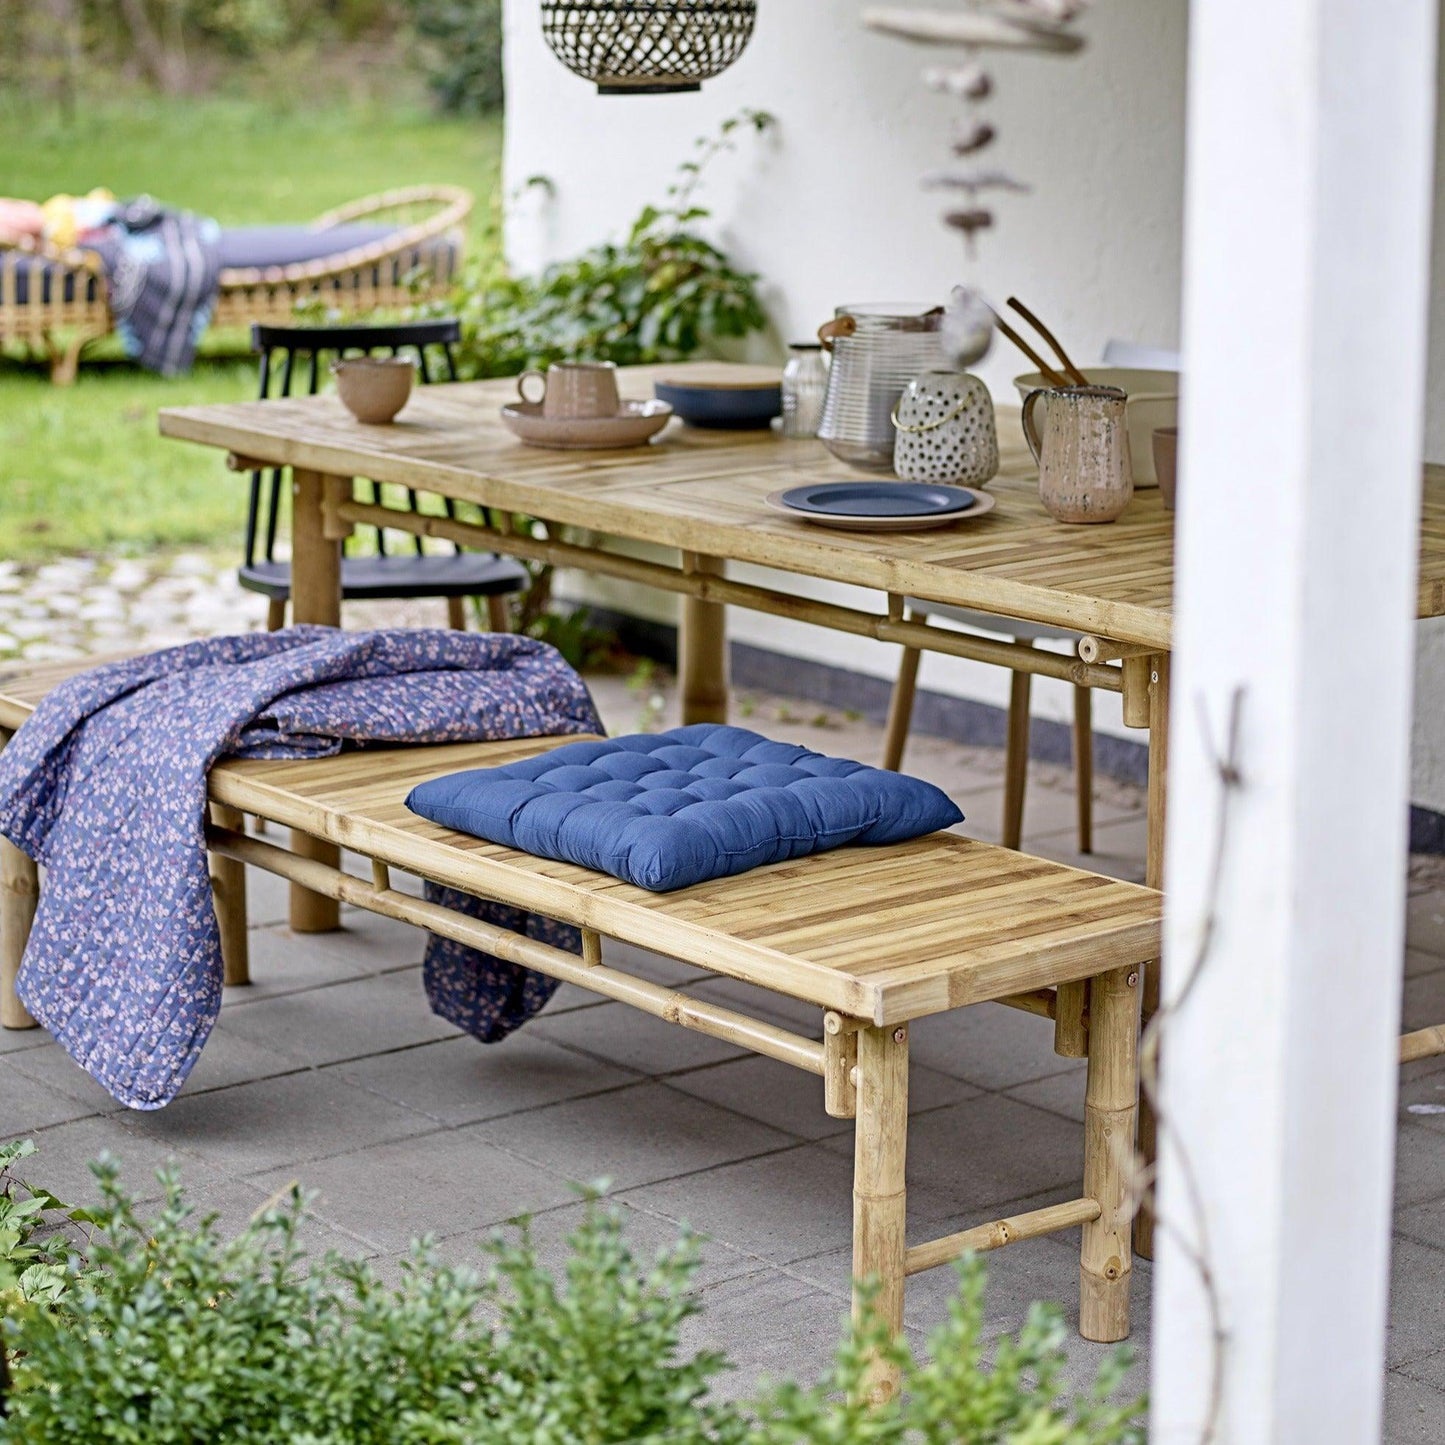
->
[1101,338,1182,372]
[244,320,464,568]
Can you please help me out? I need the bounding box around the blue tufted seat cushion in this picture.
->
[405,723,965,893]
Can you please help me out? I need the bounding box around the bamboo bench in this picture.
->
[0,659,1161,1401]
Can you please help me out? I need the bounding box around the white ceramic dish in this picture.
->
[500,399,672,450]
[1013,367,1178,487]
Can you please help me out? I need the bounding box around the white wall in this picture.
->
[503,0,1445,809]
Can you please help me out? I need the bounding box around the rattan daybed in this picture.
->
[0,185,471,383]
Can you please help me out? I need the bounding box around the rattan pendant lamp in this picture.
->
[541,1,757,94]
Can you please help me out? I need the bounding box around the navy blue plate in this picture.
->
[777,482,977,519]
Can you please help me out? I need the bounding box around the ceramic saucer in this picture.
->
[500,399,672,450]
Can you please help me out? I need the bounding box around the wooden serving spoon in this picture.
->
[1006,296,1090,386]
[986,304,1068,387]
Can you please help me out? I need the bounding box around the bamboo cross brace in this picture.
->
[206,823,827,1077]
[905,1197,1102,1275]
[333,497,1123,692]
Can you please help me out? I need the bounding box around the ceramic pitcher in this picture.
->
[1021,384,1133,524]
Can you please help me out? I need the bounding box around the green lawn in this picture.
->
[1,96,502,561]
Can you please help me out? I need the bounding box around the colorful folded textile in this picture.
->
[92,197,222,376]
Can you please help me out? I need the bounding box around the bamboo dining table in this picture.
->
[158,360,1445,1252]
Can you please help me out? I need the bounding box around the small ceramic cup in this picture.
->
[518,361,620,420]
[892,370,999,485]
[331,356,415,424]
[1152,427,1179,511]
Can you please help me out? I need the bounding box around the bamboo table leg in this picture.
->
[1,838,38,1030]
[288,468,344,933]
[853,1022,909,1405]
[209,803,250,986]
[679,552,728,725]
[1080,964,1140,1340]
[1132,652,1170,1259]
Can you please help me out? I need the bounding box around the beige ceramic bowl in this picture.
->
[332,356,415,424]
[1013,367,1178,487]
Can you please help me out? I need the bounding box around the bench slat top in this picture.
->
[0,663,1160,1026]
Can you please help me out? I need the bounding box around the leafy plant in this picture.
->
[526,605,614,672]
[0,1140,93,1311]
[0,1154,1146,1443]
[0,1167,735,1443]
[627,655,670,732]
[747,1267,1146,1444]
[0,1140,101,1426]
[446,108,776,380]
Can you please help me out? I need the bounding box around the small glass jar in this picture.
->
[781,342,828,438]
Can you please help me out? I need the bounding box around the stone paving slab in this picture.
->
[423,1195,771,1296]
[249,1124,584,1254]
[530,998,752,1076]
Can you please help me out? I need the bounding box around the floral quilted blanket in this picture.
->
[0,628,601,1109]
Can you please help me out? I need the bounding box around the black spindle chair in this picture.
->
[241,321,529,632]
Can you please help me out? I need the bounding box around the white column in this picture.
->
[1152,0,1439,1441]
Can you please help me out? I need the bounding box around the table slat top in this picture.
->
[157,363,1445,650]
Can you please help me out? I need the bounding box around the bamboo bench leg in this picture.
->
[853,1022,909,1404]
[1079,965,1139,1341]
[209,804,250,987]
[1,838,39,1030]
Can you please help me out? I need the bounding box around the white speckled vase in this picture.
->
[891,371,999,485]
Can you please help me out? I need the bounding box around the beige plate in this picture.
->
[501,399,673,450]
[765,486,997,532]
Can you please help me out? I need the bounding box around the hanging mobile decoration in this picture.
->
[542,1,758,95]
[862,1,1091,367]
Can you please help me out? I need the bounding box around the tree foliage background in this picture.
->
[0,0,504,116]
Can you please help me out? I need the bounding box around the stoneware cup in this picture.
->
[517,361,621,420]
[1022,383,1133,524]
[1153,426,1179,511]
[332,356,415,424]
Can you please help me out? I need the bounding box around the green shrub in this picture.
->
[444,109,776,379]
[0,1151,1146,1442]
[0,1166,731,1443]
[748,1271,1146,1445]
[0,1139,95,1314]
[407,0,505,115]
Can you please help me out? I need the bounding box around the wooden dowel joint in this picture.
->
[1400,1023,1445,1063]
[996,987,1056,1020]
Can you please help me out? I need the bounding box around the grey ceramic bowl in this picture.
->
[653,379,782,430]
